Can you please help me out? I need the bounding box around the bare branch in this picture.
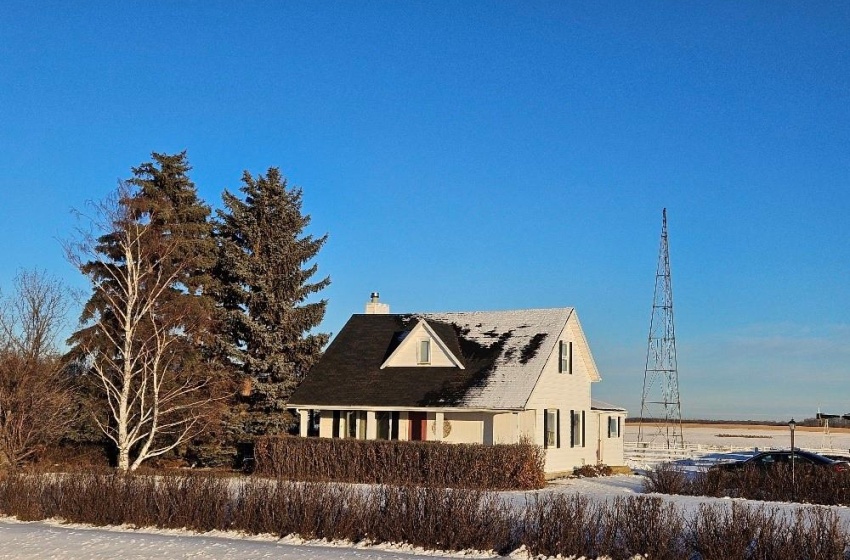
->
[67,184,214,471]
[0,272,72,468]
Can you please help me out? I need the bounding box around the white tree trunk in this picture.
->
[77,191,210,472]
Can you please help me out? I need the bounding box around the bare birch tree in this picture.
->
[67,186,212,471]
[0,270,71,468]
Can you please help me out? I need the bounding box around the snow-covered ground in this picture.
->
[0,518,500,559]
[4,424,850,559]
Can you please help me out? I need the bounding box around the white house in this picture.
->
[289,294,626,475]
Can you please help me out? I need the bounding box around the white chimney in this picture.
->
[365,291,390,314]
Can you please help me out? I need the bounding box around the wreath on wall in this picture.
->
[430,419,452,438]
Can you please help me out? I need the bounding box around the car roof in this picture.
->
[751,450,834,461]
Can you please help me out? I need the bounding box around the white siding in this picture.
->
[443,412,484,444]
[318,411,335,438]
[589,411,626,466]
[526,314,597,473]
[517,410,536,442]
[492,412,517,444]
[385,334,458,367]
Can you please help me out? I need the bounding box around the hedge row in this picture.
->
[645,463,850,506]
[253,436,546,490]
[0,471,846,559]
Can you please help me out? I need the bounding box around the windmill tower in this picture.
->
[638,208,685,448]
[817,409,837,450]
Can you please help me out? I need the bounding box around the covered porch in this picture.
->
[295,408,535,445]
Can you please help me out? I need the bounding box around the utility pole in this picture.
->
[638,208,684,448]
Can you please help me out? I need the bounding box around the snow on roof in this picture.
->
[422,308,572,409]
[591,399,627,412]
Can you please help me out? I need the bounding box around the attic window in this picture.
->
[418,339,431,364]
[558,341,573,374]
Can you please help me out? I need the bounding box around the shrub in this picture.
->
[253,436,546,490]
[573,463,613,477]
[0,471,515,553]
[689,502,847,560]
[1,469,846,559]
[615,496,687,560]
[523,493,607,557]
[643,462,690,495]
[647,463,850,507]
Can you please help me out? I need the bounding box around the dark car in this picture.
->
[823,454,850,463]
[710,450,850,472]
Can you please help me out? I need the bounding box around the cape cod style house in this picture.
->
[289,294,626,475]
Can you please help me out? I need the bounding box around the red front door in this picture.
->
[409,412,427,441]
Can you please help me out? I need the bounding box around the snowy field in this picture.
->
[3,424,850,559]
[627,422,850,452]
[623,422,850,471]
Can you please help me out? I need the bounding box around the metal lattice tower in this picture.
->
[638,208,684,448]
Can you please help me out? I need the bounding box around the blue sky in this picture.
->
[1,2,848,421]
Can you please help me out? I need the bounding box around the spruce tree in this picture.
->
[214,168,329,440]
[128,152,217,306]
[128,152,229,464]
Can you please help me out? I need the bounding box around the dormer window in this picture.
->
[418,339,431,364]
[380,319,464,370]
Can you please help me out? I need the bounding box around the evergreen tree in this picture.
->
[214,168,329,440]
[128,152,217,306]
[66,152,225,466]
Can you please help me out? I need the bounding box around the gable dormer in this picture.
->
[380,319,465,369]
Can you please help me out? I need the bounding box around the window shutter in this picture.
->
[543,410,549,449]
[570,409,575,448]
[569,342,573,374]
[556,409,561,448]
[581,410,586,447]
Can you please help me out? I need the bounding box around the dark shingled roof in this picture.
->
[290,313,516,408]
[291,308,591,409]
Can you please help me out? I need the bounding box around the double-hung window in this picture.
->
[570,410,584,447]
[558,341,572,373]
[418,339,431,364]
[544,409,559,448]
[608,416,618,438]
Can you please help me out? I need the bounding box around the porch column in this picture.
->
[339,413,347,438]
[399,411,409,441]
[366,410,377,440]
[298,409,310,437]
[433,412,444,442]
